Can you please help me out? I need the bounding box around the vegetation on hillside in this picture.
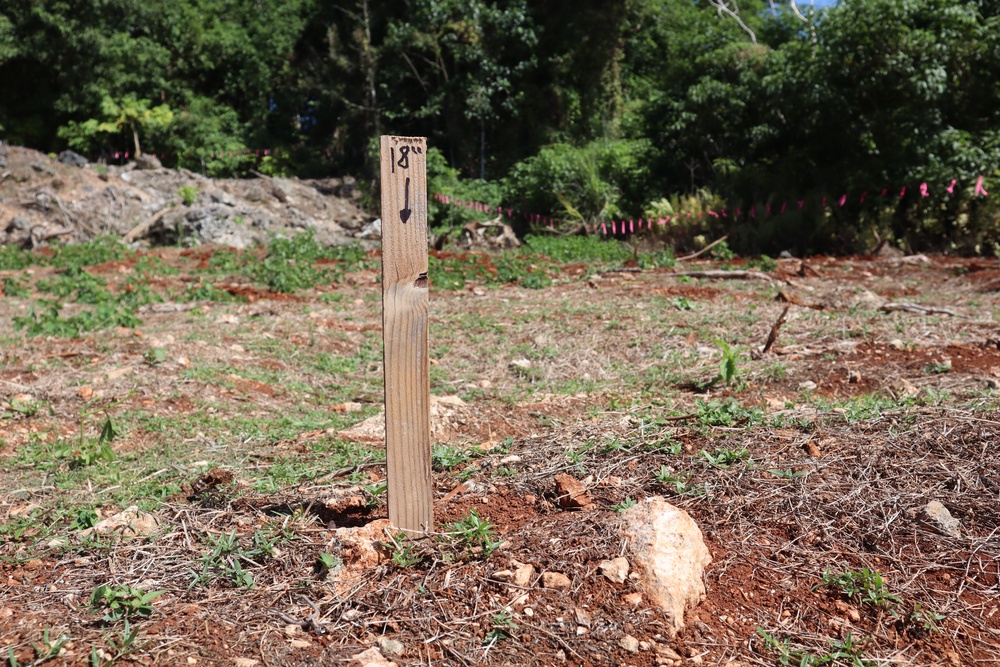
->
[1,0,998,253]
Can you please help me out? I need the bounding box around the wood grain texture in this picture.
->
[380,135,432,535]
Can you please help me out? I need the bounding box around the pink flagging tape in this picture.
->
[975,176,990,196]
[427,174,991,237]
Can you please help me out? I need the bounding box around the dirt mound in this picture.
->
[0,144,371,249]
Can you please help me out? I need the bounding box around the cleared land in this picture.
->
[1,237,999,666]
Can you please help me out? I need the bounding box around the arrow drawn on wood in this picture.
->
[400,177,412,223]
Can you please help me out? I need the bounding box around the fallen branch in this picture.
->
[123,206,176,243]
[34,189,76,227]
[777,290,824,309]
[676,235,729,262]
[670,269,776,283]
[880,302,965,318]
[762,305,790,355]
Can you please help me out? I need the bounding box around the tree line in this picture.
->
[1,0,998,253]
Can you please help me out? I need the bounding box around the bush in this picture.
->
[501,139,653,230]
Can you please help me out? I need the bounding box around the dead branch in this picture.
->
[880,302,965,318]
[761,305,790,355]
[671,270,777,283]
[777,290,824,309]
[123,206,176,243]
[676,235,729,262]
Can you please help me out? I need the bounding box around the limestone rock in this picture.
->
[923,500,961,538]
[620,635,640,653]
[820,287,884,311]
[376,637,405,658]
[598,557,630,584]
[349,648,396,667]
[78,506,160,540]
[511,561,535,587]
[134,154,162,170]
[58,150,88,167]
[541,571,571,592]
[621,497,712,637]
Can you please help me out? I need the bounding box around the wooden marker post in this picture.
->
[380,135,432,535]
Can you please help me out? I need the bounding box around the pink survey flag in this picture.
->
[601,222,607,235]
[920,182,929,197]
[838,194,847,207]
[947,179,957,194]
[975,176,989,196]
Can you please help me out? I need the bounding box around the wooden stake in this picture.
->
[380,135,432,535]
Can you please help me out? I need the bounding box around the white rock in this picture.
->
[78,506,160,540]
[620,635,640,653]
[621,497,712,637]
[923,500,961,538]
[376,637,405,657]
[598,557,630,584]
[349,648,396,667]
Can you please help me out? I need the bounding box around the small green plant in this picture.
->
[315,552,339,578]
[671,296,694,310]
[89,619,142,667]
[564,446,587,470]
[814,567,900,610]
[654,467,703,495]
[361,482,387,509]
[388,540,423,568]
[178,186,199,206]
[55,411,120,468]
[716,340,739,386]
[6,627,69,667]
[694,397,761,427]
[908,603,945,632]
[711,240,735,261]
[70,508,101,530]
[432,444,474,471]
[483,610,518,646]
[193,526,292,589]
[143,348,168,365]
[701,446,751,467]
[611,497,638,512]
[757,628,877,667]
[768,468,806,480]
[8,396,42,417]
[924,361,951,374]
[748,255,777,272]
[444,510,501,557]
[2,276,31,298]
[89,584,164,622]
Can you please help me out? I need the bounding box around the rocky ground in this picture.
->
[0,144,372,250]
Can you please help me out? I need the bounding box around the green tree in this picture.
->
[59,94,173,157]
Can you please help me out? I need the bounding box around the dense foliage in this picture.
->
[1,0,998,253]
